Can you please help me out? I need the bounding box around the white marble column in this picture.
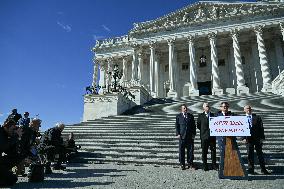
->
[149,43,156,93]
[138,52,143,83]
[231,29,249,94]
[209,33,223,95]
[98,61,106,94]
[280,22,284,42]
[167,38,178,97]
[254,26,272,92]
[92,60,99,88]
[132,51,138,81]
[187,35,199,96]
[274,38,284,74]
[154,53,160,97]
[106,58,113,93]
[120,56,128,87]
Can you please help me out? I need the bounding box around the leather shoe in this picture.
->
[261,169,270,175]
[180,165,186,170]
[247,169,255,175]
[188,164,197,170]
[212,164,219,170]
[203,166,208,171]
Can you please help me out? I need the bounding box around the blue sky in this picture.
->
[0,0,257,130]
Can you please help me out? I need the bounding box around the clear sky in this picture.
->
[0,0,257,131]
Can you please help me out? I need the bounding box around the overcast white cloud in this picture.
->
[102,24,111,32]
[57,21,72,32]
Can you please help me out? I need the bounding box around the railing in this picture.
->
[272,69,284,96]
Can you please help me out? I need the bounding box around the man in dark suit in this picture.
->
[197,103,217,171]
[242,105,270,175]
[175,104,196,170]
[215,102,234,154]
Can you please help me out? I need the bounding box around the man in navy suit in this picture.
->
[197,102,217,171]
[242,105,270,175]
[175,104,196,170]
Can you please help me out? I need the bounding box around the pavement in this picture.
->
[6,162,284,189]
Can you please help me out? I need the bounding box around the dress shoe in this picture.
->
[203,166,208,171]
[53,165,66,170]
[212,164,219,171]
[247,169,255,175]
[261,169,270,175]
[188,164,197,170]
[180,165,186,170]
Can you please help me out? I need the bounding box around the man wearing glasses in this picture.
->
[216,102,234,154]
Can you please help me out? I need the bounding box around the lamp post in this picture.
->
[112,64,123,92]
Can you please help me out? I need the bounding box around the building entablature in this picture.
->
[129,1,284,36]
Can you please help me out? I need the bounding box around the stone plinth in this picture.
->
[129,86,152,105]
[212,88,224,95]
[226,88,236,94]
[237,86,249,94]
[83,93,136,121]
[167,90,178,98]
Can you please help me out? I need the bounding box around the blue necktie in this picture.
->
[247,115,252,128]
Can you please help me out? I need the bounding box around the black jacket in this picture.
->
[197,112,215,140]
[246,113,265,142]
[175,112,196,140]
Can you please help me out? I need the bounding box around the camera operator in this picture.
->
[16,118,42,176]
[0,119,23,187]
[40,123,66,174]
[6,109,22,125]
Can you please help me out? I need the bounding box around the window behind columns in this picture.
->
[181,64,189,70]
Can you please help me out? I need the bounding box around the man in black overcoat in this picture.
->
[197,102,217,171]
[242,105,270,175]
[175,104,196,170]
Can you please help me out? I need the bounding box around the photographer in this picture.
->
[0,119,23,187]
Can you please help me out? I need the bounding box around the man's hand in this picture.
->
[242,139,247,144]
[177,135,180,139]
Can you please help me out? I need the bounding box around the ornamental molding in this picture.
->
[129,1,284,36]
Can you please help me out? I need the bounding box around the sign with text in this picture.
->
[209,116,251,136]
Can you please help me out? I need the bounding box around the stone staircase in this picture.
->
[63,92,284,174]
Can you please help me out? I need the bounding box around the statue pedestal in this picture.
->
[167,90,178,98]
[237,86,249,94]
[212,88,224,95]
[261,83,272,93]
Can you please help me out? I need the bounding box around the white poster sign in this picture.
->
[209,116,251,136]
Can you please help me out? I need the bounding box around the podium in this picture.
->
[219,136,247,179]
[209,116,250,179]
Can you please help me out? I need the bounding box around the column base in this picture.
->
[167,90,178,98]
[225,88,236,95]
[189,89,199,96]
[237,86,249,94]
[212,88,224,95]
[261,83,272,93]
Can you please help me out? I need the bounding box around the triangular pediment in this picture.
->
[129,1,284,35]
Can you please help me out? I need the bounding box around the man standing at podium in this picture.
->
[175,104,196,170]
[242,105,270,175]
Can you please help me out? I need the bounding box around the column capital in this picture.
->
[167,38,176,45]
[148,41,157,49]
[279,22,284,32]
[230,28,240,36]
[208,32,217,40]
[187,34,195,43]
[254,25,264,33]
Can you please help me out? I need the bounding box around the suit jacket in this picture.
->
[197,112,215,140]
[246,113,265,142]
[175,112,196,140]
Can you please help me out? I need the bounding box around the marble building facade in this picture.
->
[84,1,284,120]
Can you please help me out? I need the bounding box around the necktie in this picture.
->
[247,115,252,128]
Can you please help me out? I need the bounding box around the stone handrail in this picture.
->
[272,69,284,95]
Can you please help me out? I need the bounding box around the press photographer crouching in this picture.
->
[0,119,23,187]
[39,123,66,174]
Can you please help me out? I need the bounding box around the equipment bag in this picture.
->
[28,163,44,182]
